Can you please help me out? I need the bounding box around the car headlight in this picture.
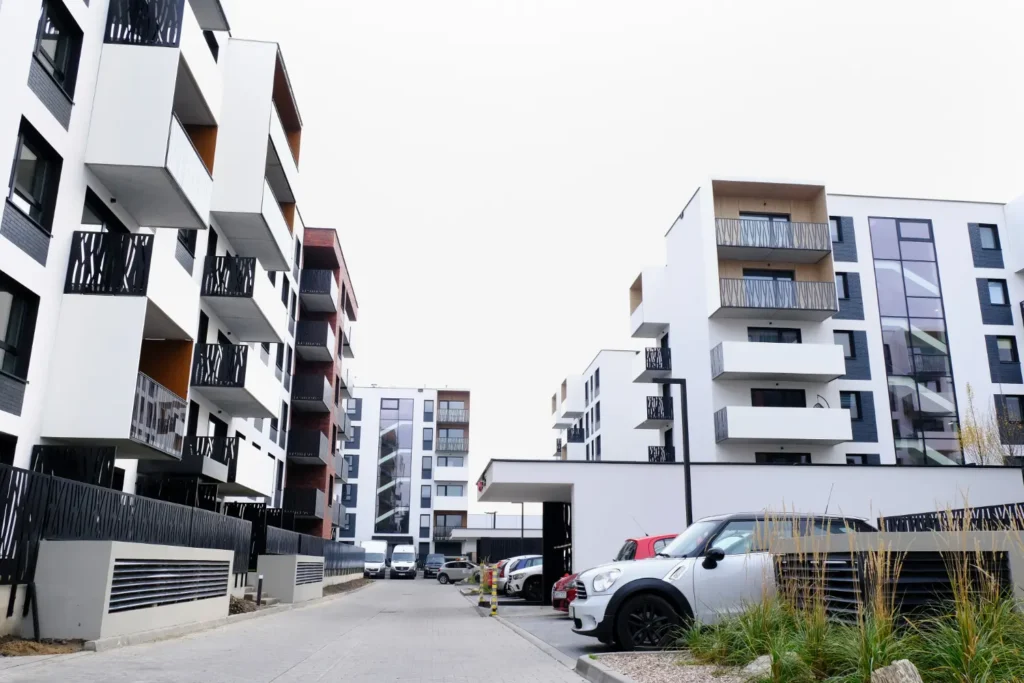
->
[592,569,621,593]
[664,561,689,583]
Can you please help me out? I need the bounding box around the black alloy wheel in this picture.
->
[522,577,542,603]
[615,594,682,651]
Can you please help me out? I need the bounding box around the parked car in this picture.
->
[423,553,446,579]
[570,513,875,650]
[508,562,544,602]
[437,560,478,584]
[552,573,577,611]
[497,554,541,594]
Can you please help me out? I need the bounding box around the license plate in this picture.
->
[553,591,567,599]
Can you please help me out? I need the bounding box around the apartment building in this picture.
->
[551,350,659,461]
[340,386,471,559]
[0,0,354,536]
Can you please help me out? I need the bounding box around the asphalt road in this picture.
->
[497,601,618,662]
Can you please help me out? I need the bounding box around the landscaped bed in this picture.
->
[595,652,743,683]
[323,578,371,596]
[0,635,83,657]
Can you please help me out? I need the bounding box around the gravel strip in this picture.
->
[597,652,745,683]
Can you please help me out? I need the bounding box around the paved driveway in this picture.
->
[0,579,582,683]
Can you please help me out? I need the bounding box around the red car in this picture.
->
[552,533,677,612]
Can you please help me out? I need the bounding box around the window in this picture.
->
[420,484,431,504]
[840,391,862,421]
[834,331,854,359]
[344,425,361,450]
[1005,397,1024,424]
[202,29,219,61]
[422,427,433,450]
[979,224,1000,250]
[594,369,600,393]
[419,514,430,531]
[846,454,880,465]
[439,400,464,411]
[0,273,40,380]
[614,541,637,561]
[998,336,1019,364]
[595,402,601,427]
[421,456,432,479]
[836,272,849,299]
[755,453,811,465]
[829,216,842,243]
[988,279,1009,306]
[34,1,81,94]
[743,268,794,281]
[751,388,806,408]
[595,435,601,460]
[748,327,801,344]
[424,400,434,421]
[584,383,589,404]
[81,190,128,234]
[436,484,464,497]
[344,453,359,478]
[586,443,590,460]
[437,456,464,467]
[653,538,671,554]
[740,212,790,224]
[9,123,60,229]
[341,483,356,506]
[709,520,759,555]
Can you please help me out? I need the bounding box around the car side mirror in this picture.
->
[702,547,726,569]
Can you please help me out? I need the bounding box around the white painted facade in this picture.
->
[551,350,659,462]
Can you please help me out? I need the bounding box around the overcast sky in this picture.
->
[231,0,1024,510]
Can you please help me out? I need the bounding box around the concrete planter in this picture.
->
[33,540,233,641]
[256,554,324,603]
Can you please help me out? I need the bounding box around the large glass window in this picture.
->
[979,225,1000,250]
[423,400,434,421]
[437,456,464,467]
[997,337,1018,364]
[35,1,81,94]
[0,273,40,380]
[751,389,806,408]
[422,427,433,451]
[375,398,415,533]
[988,280,1009,306]
[9,124,60,228]
[870,216,961,465]
[748,327,801,344]
[436,484,464,497]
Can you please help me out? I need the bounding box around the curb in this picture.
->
[84,580,374,652]
[575,654,641,683]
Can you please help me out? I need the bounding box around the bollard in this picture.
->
[478,565,488,607]
[490,566,497,616]
[256,574,264,607]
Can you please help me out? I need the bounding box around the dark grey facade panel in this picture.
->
[1,201,50,265]
[968,222,1004,268]
[27,58,73,130]
[834,272,863,320]
[841,331,871,380]
[174,238,194,275]
[832,216,857,263]
[993,396,1024,445]
[0,374,26,417]
[850,391,877,443]
[986,335,1023,384]
[976,278,1013,325]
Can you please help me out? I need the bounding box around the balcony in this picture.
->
[566,427,584,444]
[715,218,832,263]
[713,406,852,445]
[433,525,464,541]
[338,367,353,400]
[637,396,674,430]
[200,256,287,343]
[341,322,355,359]
[190,344,278,418]
[438,408,470,424]
[437,437,468,452]
[434,493,469,510]
[710,341,846,382]
[714,279,838,321]
[287,429,330,466]
[435,462,469,481]
[339,411,354,441]
[334,453,348,483]
[138,436,236,483]
[295,320,336,362]
[220,438,275,497]
[284,487,326,520]
[633,347,672,383]
[648,446,675,463]
[629,269,669,338]
[212,180,292,272]
[299,270,339,313]
[291,374,332,413]
[330,500,346,528]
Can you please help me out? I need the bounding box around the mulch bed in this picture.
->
[324,578,371,596]
[0,635,83,657]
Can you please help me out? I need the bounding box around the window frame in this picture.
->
[751,388,806,408]
[834,331,855,359]
[9,124,60,231]
[979,224,1001,251]
[422,427,434,451]
[1004,396,1024,424]
[423,399,434,421]
[997,336,1019,364]
[840,391,862,421]
[748,327,802,344]
[0,273,40,381]
[34,0,82,96]
[836,272,849,300]
[988,279,1010,307]
[829,216,842,243]
[755,453,811,465]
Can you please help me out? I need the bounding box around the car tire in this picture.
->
[522,577,542,603]
[438,573,450,584]
[504,582,514,596]
[614,593,684,651]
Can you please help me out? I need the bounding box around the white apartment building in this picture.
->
[480,177,1024,575]
[551,350,659,462]
[0,0,354,537]
[340,386,472,559]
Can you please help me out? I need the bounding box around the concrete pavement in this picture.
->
[0,579,583,682]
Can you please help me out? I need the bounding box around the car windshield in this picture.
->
[365,553,385,563]
[393,553,415,562]
[659,520,721,558]
[426,554,444,564]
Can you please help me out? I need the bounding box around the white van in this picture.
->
[390,544,418,580]
[361,540,388,579]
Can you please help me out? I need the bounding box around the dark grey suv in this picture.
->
[424,553,445,578]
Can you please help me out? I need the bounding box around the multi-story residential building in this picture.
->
[551,350,659,461]
[0,0,354,536]
[340,386,471,560]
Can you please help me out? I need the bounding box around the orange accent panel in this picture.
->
[184,125,217,175]
[138,340,193,400]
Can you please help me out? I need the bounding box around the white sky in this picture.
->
[230,0,1024,509]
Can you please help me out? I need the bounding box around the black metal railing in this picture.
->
[291,374,330,406]
[201,256,256,298]
[713,407,729,442]
[715,218,831,252]
[646,396,673,421]
[433,525,464,541]
[719,279,838,313]
[0,464,251,598]
[880,503,1024,532]
[283,488,326,519]
[300,269,335,295]
[437,437,468,452]
[566,427,584,443]
[65,231,153,295]
[648,446,675,463]
[186,436,238,468]
[323,541,364,577]
[30,446,117,488]
[105,0,185,47]
[644,347,671,372]
[191,344,248,388]
[287,429,329,464]
[131,372,186,458]
[295,320,332,349]
[438,408,470,423]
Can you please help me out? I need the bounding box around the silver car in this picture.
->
[437,560,477,584]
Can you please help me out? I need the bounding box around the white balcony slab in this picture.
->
[221,439,275,497]
[711,341,846,382]
[201,257,287,343]
[714,406,852,445]
[191,346,279,419]
[434,465,469,481]
[434,495,469,510]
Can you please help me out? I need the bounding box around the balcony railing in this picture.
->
[287,429,329,465]
[283,487,325,519]
[130,372,186,458]
[65,231,153,295]
[438,409,470,424]
[647,396,674,421]
[648,446,675,463]
[433,525,464,541]
[300,269,335,296]
[201,255,255,298]
[291,374,331,410]
[719,279,838,314]
[105,0,187,48]
[188,436,237,467]
[191,344,248,387]
[715,218,831,252]
[714,408,729,443]
[566,427,584,444]
[437,437,468,452]
[644,347,671,372]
